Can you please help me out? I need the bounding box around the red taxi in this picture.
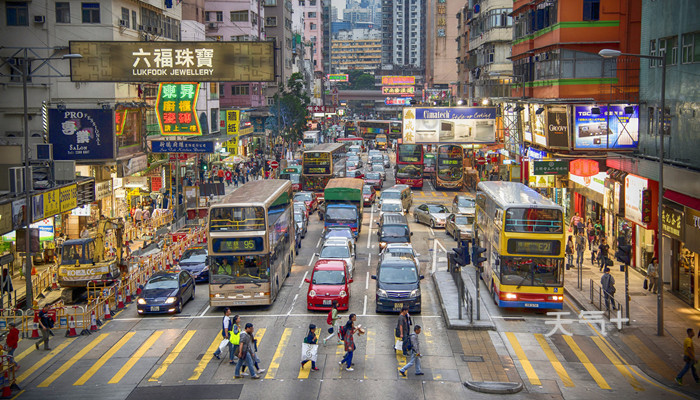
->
[305,259,352,311]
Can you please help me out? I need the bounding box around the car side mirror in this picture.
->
[410,232,414,236]
[420,275,425,280]
[371,275,377,280]
[348,279,353,283]
[304,278,311,283]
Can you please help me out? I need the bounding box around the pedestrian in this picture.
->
[586,218,595,250]
[235,323,263,379]
[323,300,342,345]
[5,322,19,366]
[233,172,238,187]
[228,315,242,364]
[675,328,699,385]
[647,257,659,294]
[217,168,225,183]
[396,306,411,355]
[80,226,90,238]
[134,207,143,226]
[241,329,264,375]
[399,325,423,377]
[35,305,53,351]
[300,324,320,371]
[575,231,586,269]
[601,267,616,311]
[566,236,574,268]
[569,212,582,233]
[213,308,232,360]
[225,169,232,186]
[598,236,610,271]
[340,314,358,371]
[2,268,13,296]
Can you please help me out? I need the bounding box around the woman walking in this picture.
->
[323,301,342,345]
[339,314,357,371]
[300,324,320,371]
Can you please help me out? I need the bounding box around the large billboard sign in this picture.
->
[573,105,639,150]
[155,83,202,135]
[546,106,570,149]
[382,86,415,96]
[402,107,497,144]
[69,41,275,82]
[382,76,415,85]
[49,108,114,160]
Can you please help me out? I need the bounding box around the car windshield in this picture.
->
[294,213,303,222]
[325,229,353,240]
[294,193,313,202]
[381,191,401,200]
[363,186,373,194]
[348,156,360,161]
[372,165,384,172]
[499,257,564,287]
[320,246,350,258]
[290,174,300,183]
[387,248,414,257]
[325,207,358,223]
[294,204,306,212]
[455,216,474,225]
[381,202,402,212]
[427,205,449,213]
[379,265,418,284]
[457,198,475,207]
[313,270,346,285]
[382,226,409,237]
[144,275,179,290]
[180,248,207,263]
[366,172,381,180]
[347,161,358,168]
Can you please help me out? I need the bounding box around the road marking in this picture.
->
[188,334,221,381]
[422,329,441,380]
[562,335,610,389]
[591,336,643,391]
[17,338,75,384]
[297,331,319,379]
[307,253,316,267]
[336,340,345,378]
[109,330,164,384]
[364,328,375,380]
[442,192,448,197]
[363,295,367,316]
[434,238,447,253]
[265,327,293,379]
[367,253,372,270]
[431,191,437,197]
[534,333,573,387]
[287,294,299,316]
[200,305,210,317]
[38,333,109,387]
[14,342,37,363]
[299,271,308,289]
[75,332,135,385]
[365,271,370,290]
[366,205,374,249]
[112,313,442,321]
[505,332,541,386]
[431,240,438,274]
[149,330,196,382]
[429,227,435,236]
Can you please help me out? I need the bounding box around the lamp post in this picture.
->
[599,48,666,336]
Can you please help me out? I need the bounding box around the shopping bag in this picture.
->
[394,339,403,351]
[301,343,318,362]
[643,279,648,290]
[218,339,230,353]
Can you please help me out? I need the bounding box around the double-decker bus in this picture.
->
[279,166,302,191]
[336,136,365,152]
[475,181,565,309]
[301,143,346,196]
[423,153,436,178]
[396,144,424,189]
[433,144,464,190]
[208,179,295,307]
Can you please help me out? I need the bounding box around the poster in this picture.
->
[49,108,115,160]
[156,83,202,135]
[573,105,639,149]
[402,107,496,144]
[546,106,570,149]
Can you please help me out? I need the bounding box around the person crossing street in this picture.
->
[399,325,423,377]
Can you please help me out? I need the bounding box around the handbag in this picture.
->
[328,327,334,334]
[218,339,230,353]
[394,339,403,351]
[643,279,648,290]
[605,258,613,267]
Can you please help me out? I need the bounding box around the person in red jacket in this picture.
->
[6,322,19,366]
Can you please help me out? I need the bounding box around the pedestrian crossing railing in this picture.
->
[589,280,622,321]
[448,254,474,323]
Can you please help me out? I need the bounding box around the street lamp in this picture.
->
[598,48,666,336]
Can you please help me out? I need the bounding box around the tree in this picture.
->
[266,73,311,147]
[353,74,375,90]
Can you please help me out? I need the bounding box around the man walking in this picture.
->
[575,231,586,269]
[601,268,616,311]
[35,305,52,351]
[213,308,232,360]
[397,306,411,355]
[598,236,610,271]
[675,328,699,385]
[399,325,423,376]
[323,301,342,345]
[235,323,263,379]
[647,257,659,294]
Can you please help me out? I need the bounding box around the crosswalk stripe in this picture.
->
[505,332,541,386]
[188,334,221,381]
[423,329,441,380]
[149,330,196,382]
[591,336,644,391]
[442,192,448,197]
[431,192,437,197]
[109,330,164,384]
[395,335,407,379]
[534,334,573,387]
[16,338,75,384]
[74,332,135,386]
[363,328,375,380]
[265,328,292,379]
[297,332,319,379]
[37,334,109,387]
[562,335,611,390]
[14,342,37,363]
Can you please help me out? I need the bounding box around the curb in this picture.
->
[463,380,523,394]
[563,287,590,312]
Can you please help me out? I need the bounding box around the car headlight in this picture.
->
[165,297,177,304]
[410,289,421,298]
[137,298,146,305]
[377,289,388,298]
[339,290,347,298]
[308,290,316,297]
[437,219,445,224]
[379,242,387,248]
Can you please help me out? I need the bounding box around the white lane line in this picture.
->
[307,253,317,267]
[287,293,299,316]
[432,240,438,275]
[299,271,308,289]
[362,295,367,316]
[367,253,372,269]
[366,205,374,249]
[112,314,443,321]
[429,227,435,236]
[316,237,322,248]
[435,238,447,253]
[365,271,369,290]
[200,305,210,317]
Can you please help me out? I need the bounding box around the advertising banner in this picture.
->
[327,74,348,82]
[49,109,114,160]
[546,106,570,149]
[385,98,412,105]
[381,76,415,85]
[662,206,683,241]
[156,83,202,135]
[533,161,569,175]
[69,41,275,82]
[382,86,415,96]
[569,171,606,195]
[151,141,214,153]
[59,184,78,213]
[226,110,239,135]
[43,189,60,218]
[32,194,44,222]
[625,174,651,227]
[531,106,547,147]
[402,107,496,144]
[573,105,639,149]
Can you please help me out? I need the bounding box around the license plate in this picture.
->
[524,303,539,308]
[323,300,332,305]
[233,301,246,305]
[150,306,160,311]
[393,303,403,311]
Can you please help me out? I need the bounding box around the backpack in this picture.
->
[339,324,348,339]
[327,310,334,325]
[405,335,413,352]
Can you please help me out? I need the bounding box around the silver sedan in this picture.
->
[445,213,475,241]
[413,203,450,228]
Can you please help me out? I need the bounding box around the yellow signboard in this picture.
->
[226,110,240,135]
[44,189,60,218]
[59,184,77,213]
[226,139,238,155]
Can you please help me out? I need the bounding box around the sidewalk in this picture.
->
[564,238,700,396]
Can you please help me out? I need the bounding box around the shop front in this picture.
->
[623,174,657,273]
[569,162,609,236]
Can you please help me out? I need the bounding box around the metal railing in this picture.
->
[448,254,474,323]
[589,279,622,321]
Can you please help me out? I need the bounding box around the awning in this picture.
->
[664,189,700,211]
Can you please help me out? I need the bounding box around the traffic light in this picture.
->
[452,240,471,266]
[472,245,487,266]
[615,235,632,265]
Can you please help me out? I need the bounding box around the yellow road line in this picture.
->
[9,389,24,400]
[109,330,164,384]
[364,328,375,380]
[74,332,134,386]
[534,334,573,387]
[562,335,610,389]
[188,334,221,381]
[419,191,425,196]
[37,334,109,387]
[423,329,441,380]
[395,335,407,379]
[149,330,196,382]
[505,332,541,386]
[297,332,319,379]
[16,338,75,383]
[255,327,266,345]
[336,340,345,378]
[591,336,644,391]
[265,327,292,379]
[431,191,437,197]
[442,192,448,197]
[14,341,38,363]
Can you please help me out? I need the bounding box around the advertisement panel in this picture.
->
[59,184,78,213]
[115,106,143,158]
[43,189,60,218]
[521,105,532,143]
[327,74,349,82]
[151,141,214,153]
[662,206,683,241]
[625,174,651,227]
[49,109,115,160]
[402,107,496,144]
[381,76,415,85]
[546,106,570,149]
[32,194,44,222]
[156,83,202,135]
[385,98,412,105]
[69,41,275,82]
[531,106,547,147]
[382,86,415,96]
[569,171,606,195]
[573,105,639,149]
[226,110,239,135]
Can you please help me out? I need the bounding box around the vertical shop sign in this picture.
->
[156,82,202,135]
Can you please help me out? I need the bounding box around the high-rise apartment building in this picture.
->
[331,30,382,73]
[381,0,425,70]
[264,0,295,104]
[301,0,324,73]
[425,0,462,91]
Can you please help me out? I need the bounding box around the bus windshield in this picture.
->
[210,255,270,284]
[303,152,330,174]
[505,208,563,233]
[398,145,422,163]
[396,165,422,179]
[325,207,358,223]
[437,162,463,181]
[499,257,564,286]
[210,206,265,232]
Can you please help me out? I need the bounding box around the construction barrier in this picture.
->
[0,355,20,398]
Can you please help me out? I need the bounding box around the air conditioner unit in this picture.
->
[33,15,45,23]
[53,160,76,182]
[207,22,217,29]
[119,19,128,27]
[8,167,31,194]
[31,143,53,161]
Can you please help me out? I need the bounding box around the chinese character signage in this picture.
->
[226,110,239,135]
[624,174,650,228]
[533,161,569,175]
[546,106,570,149]
[156,83,202,135]
[327,74,349,82]
[382,86,415,96]
[59,184,78,213]
[115,109,127,136]
[402,107,497,144]
[69,41,275,82]
[382,76,415,85]
[307,106,336,113]
[573,105,639,150]
[385,97,412,105]
[49,109,115,160]
[151,141,214,153]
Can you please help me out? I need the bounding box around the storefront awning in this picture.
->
[664,189,700,211]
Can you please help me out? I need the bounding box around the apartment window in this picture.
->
[230,11,248,22]
[582,0,600,21]
[308,12,316,18]
[264,0,277,5]
[265,16,277,26]
[82,3,101,23]
[299,0,305,5]
[649,39,657,67]
[121,7,130,26]
[310,0,316,5]
[658,37,678,66]
[682,32,700,64]
[232,85,250,95]
[6,2,29,26]
[267,97,276,106]
[219,84,224,96]
[206,11,223,22]
[56,2,71,23]
[231,35,250,41]
[132,10,137,29]
[310,23,316,30]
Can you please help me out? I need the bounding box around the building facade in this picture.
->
[264,0,295,104]
[331,30,382,73]
[381,0,425,70]
[301,0,324,73]
[424,0,462,93]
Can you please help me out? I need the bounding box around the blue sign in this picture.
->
[49,109,114,160]
[573,105,639,149]
[151,140,214,153]
[414,107,497,120]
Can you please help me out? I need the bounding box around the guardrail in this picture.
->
[589,280,622,321]
[447,253,474,323]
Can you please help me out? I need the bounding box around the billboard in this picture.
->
[327,74,349,82]
[382,76,415,85]
[155,83,202,135]
[402,107,497,144]
[69,41,275,82]
[385,98,412,105]
[546,106,570,149]
[625,174,652,228]
[226,110,240,135]
[382,86,415,96]
[573,105,639,149]
[151,141,214,153]
[49,108,115,160]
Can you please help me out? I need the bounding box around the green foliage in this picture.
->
[267,73,311,143]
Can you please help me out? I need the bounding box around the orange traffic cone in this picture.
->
[31,265,37,275]
[104,303,112,320]
[66,316,78,337]
[30,313,40,338]
[90,310,99,331]
[117,292,125,310]
[136,278,142,295]
[125,286,132,304]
